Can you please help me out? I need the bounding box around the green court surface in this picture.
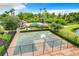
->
[11,31,66,55]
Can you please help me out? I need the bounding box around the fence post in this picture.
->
[60,40,62,50]
[4,42,8,56]
[43,40,46,54]
[6,51,8,56]
[52,40,54,52]
[67,42,68,48]
[19,46,22,56]
[32,43,34,56]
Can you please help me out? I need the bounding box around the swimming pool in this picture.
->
[10,31,66,55]
[74,29,79,35]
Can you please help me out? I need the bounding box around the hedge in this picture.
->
[50,24,79,46]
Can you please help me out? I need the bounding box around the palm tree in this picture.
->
[41,8,48,23]
[5,11,9,16]
[1,11,9,17]
[57,13,61,19]
[39,8,43,23]
[40,8,42,14]
[43,8,47,13]
[9,8,15,16]
[52,13,55,17]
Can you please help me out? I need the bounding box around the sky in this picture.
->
[0,3,79,14]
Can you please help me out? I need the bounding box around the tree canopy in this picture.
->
[0,16,20,30]
[0,8,79,30]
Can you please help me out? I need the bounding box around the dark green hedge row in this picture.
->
[50,29,79,47]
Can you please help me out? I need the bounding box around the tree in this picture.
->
[52,22,63,32]
[39,8,44,23]
[43,8,48,23]
[52,13,55,18]
[17,9,79,24]
[1,16,20,30]
[4,11,9,16]
[57,13,62,19]
[0,11,9,17]
[18,12,24,20]
[9,8,15,16]
[39,8,48,23]
[18,12,34,22]
[39,8,42,22]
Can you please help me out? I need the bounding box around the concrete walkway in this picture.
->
[41,46,79,56]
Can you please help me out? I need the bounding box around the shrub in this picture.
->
[0,25,5,32]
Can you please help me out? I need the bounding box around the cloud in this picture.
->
[12,4,26,10]
[0,3,26,14]
[0,3,26,10]
[47,9,79,15]
[32,9,79,14]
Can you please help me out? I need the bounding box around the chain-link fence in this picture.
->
[4,39,74,56]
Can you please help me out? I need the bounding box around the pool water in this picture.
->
[74,29,79,35]
[13,31,66,55]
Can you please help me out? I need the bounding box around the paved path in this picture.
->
[5,29,20,56]
[41,46,79,56]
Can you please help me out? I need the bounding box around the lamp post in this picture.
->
[40,34,46,54]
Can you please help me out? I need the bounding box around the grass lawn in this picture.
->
[54,24,79,46]
[65,24,79,31]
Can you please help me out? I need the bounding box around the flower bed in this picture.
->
[0,31,16,56]
[0,39,5,46]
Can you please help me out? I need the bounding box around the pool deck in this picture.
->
[6,30,19,56]
[6,30,79,56]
